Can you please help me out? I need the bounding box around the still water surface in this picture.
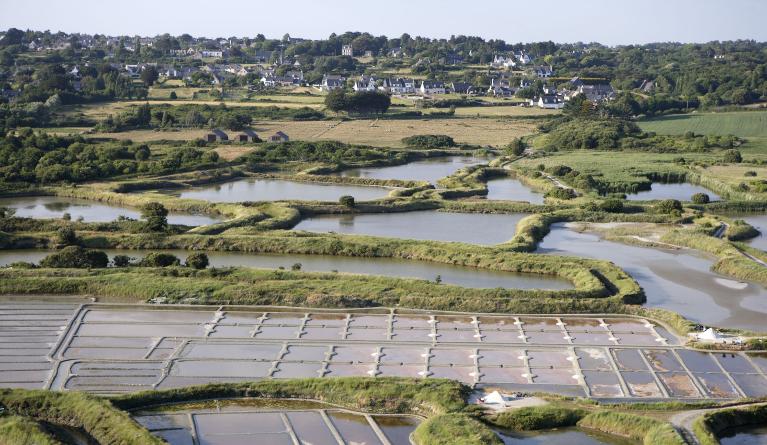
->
[537,224,767,331]
[625,183,720,201]
[719,425,767,445]
[293,210,528,245]
[174,178,391,202]
[0,249,572,290]
[486,177,545,204]
[0,196,221,226]
[335,156,488,184]
[496,427,635,445]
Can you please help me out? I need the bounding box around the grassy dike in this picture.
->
[693,403,767,445]
[488,404,686,445]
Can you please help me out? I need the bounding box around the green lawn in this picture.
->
[638,110,767,138]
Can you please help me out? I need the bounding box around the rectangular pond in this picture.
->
[0,249,573,290]
[625,183,720,201]
[486,177,545,204]
[733,213,767,252]
[333,155,489,184]
[293,210,528,245]
[171,178,391,202]
[0,196,222,226]
[496,427,635,445]
[133,404,420,445]
[537,223,767,331]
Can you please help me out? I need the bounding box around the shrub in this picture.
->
[691,193,710,204]
[112,255,134,267]
[339,195,355,207]
[745,171,757,177]
[139,252,180,267]
[291,263,302,271]
[656,199,682,213]
[546,165,572,177]
[185,252,209,270]
[545,188,577,200]
[39,246,109,269]
[507,138,526,156]
[56,226,79,246]
[723,149,742,163]
[599,199,624,213]
[169,91,177,100]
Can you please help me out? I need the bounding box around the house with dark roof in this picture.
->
[419,80,446,95]
[206,129,228,142]
[451,82,475,95]
[535,94,564,109]
[577,83,615,102]
[237,128,259,143]
[379,78,417,95]
[320,75,346,91]
[269,131,289,143]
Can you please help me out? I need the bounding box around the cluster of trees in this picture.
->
[0,129,218,184]
[245,140,392,165]
[33,245,210,269]
[401,134,456,148]
[324,90,391,115]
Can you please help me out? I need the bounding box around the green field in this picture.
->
[638,110,767,138]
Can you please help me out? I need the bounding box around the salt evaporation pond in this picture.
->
[173,178,391,202]
[335,155,489,184]
[486,177,545,204]
[625,183,720,201]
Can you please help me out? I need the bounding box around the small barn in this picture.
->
[237,128,259,143]
[206,129,228,142]
[269,131,289,143]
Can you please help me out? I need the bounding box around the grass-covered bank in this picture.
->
[488,403,685,445]
[0,389,162,445]
[693,403,767,445]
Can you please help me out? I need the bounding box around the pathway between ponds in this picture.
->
[669,402,767,445]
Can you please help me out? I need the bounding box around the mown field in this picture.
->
[638,110,767,138]
[86,117,538,147]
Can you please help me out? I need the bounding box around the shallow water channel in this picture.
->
[624,183,720,201]
[333,155,488,184]
[537,224,767,331]
[293,210,528,245]
[0,249,572,290]
[719,424,767,445]
[171,178,391,202]
[496,427,635,445]
[486,177,545,204]
[0,196,222,226]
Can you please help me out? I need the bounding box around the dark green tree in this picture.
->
[141,202,168,232]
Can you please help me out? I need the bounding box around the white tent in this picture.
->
[697,328,723,341]
[482,391,508,406]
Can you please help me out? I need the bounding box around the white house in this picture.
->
[514,51,532,65]
[320,74,346,91]
[536,94,564,109]
[419,80,446,95]
[353,75,378,92]
[341,44,354,57]
[380,78,417,95]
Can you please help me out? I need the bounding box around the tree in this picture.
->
[691,193,710,204]
[656,199,683,214]
[507,138,526,156]
[723,149,742,163]
[339,195,355,207]
[141,202,168,232]
[56,226,79,246]
[324,89,348,113]
[169,91,177,99]
[140,66,159,86]
[40,246,109,269]
[186,252,209,269]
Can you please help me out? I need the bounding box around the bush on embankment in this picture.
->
[413,413,503,445]
[577,411,686,445]
[490,406,586,430]
[0,415,61,445]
